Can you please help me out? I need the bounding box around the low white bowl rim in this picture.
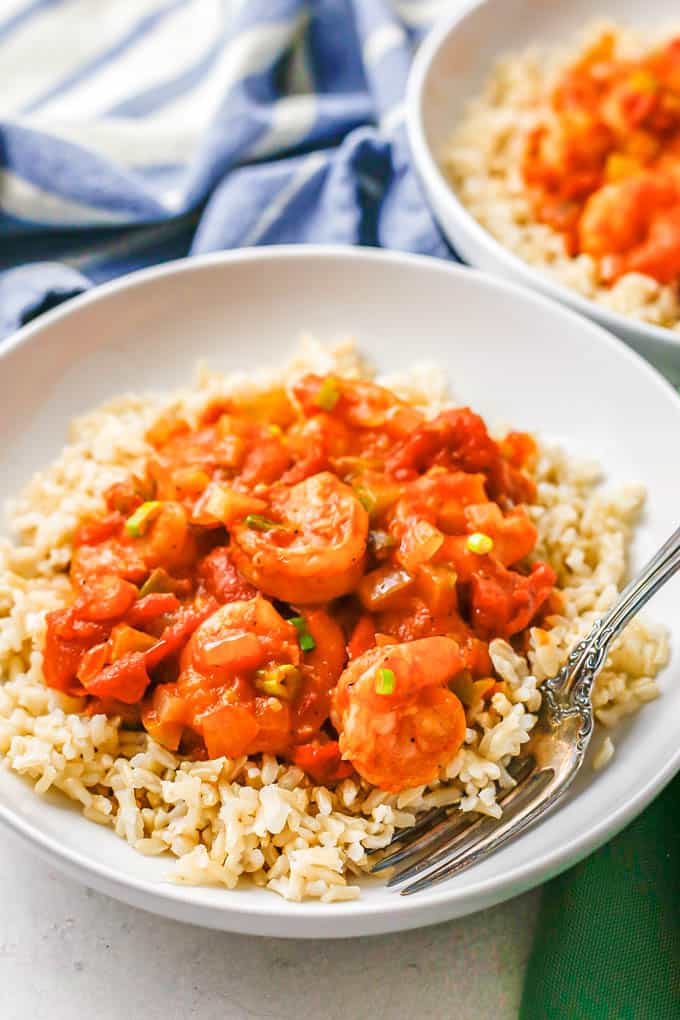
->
[405,0,680,354]
[1,244,679,927]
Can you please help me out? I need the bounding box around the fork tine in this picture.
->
[386,811,489,886]
[399,768,558,896]
[386,766,537,888]
[375,754,535,880]
[372,809,477,874]
[367,807,449,858]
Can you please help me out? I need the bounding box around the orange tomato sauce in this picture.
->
[522,32,680,284]
[43,374,556,790]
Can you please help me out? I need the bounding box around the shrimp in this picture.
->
[606,204,680,283]
[229,472,369,604]
[578,170,679,260]
[292,374,423,437]
[182,596,299,677]
[331,637,467,792]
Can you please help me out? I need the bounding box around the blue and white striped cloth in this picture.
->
[0,0,457,338]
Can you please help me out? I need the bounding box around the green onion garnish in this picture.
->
[315,377,340,412]
[125,501,162,538]
[255,664,301,700]
[299,633,316,652]
[355,488,377,514]
[289,615,316,652]
[466,532,494,555]
[375,667,396,695]
[245,514,279,531]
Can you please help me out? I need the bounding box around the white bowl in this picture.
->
[407,0,680,378]
[1,246,679,937]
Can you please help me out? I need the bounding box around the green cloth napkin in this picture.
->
[520,772,680,1019]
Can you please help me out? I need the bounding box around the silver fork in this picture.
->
[371,523,680,895]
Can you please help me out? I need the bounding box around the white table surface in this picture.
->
[0,826,539,1020]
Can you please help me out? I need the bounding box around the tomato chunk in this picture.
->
[202,704,259,759]
[291,741,353,784]
[125,592,180,626]
[469,562,557,638]
[81,651,151,704]
[73,575,138,622]
[144,599,219,669]
[197,547,256,604]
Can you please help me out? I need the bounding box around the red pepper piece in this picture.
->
[291,741,353,784]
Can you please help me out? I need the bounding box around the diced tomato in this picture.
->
[81,651,151,703]
[77,642,109,685]
[197,547,256,603]
[144,598,218,669]
[293,610,347,737]
[141,683,189,750]
[501,431,536,470]
[250,697,292,754]
[43,609,107,695]
[43,627,87,695]
[416,564,458,618]
[463,503,537,567]
[386,408,535,504]
[49,608,108,644]
[104,480,145,515]
[291,741,353,784]
[71,540,148,585]
[73,575,138,622]
[196,631,263,671]
[469,562,557,639]
[85,697,142,725]
[73,513,123,548]
[125,592,180,626]
[146,411,190,447]
[202,703,259,759]
[347,615,376,660]
[238,438,291,486]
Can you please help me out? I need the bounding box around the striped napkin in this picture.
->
[0,0,453,337]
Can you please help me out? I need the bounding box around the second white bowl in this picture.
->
[407,0,680,377]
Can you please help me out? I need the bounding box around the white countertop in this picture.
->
[0,827,538,1019]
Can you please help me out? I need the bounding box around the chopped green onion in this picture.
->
[255,664,301,700]
[315,376,340,412]
[289,615,317,652]
[466,532,494,555]
[375,667,396,695]
[268,424,282,436]
[139,567,176,597]
[125,501,162,538]
[355,488,377,514]
[244,514,279,531]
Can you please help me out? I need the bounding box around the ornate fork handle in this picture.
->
[544,523,680,727]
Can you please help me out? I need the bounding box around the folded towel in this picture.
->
[521,773,680,1020]
[0,0,454,337]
